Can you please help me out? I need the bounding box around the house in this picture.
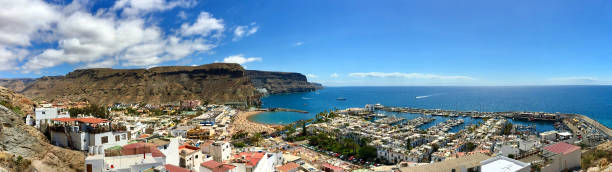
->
[180,144,209,171]
[231,152,283,172]
[35,107,69,128]
[276,162,300,172]
[85,142,166,172]
[540,142,581,172]
[480,156,531,172]
[399,153,490,172]
[200,160,236,172]
[210,141,231,162]
[49,117,128,151]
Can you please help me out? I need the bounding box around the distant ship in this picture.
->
[336,97,346,101]
[301,97,313,100]
[415,95,429,99]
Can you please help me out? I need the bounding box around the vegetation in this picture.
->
[232,142,246,148]
[0,100,23,116]
[307,132,378,161]
[68,104,109,119]
[232,131,248,140]
[502,122,513,135]
[582,148,612,169]
[464,142,477,152]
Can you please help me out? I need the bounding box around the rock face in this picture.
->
[19,63,261,105]
[0,88,85,172]
[0,87,34,115]
[0,63,321,106]
[0,78,36,92]
[246,70,322,94]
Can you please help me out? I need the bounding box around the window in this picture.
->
[195,155,199,159]
[42,111,45,114]
[101,136,108,144]
[115,135,120,142]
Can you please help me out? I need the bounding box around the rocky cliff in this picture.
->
[19,63,261,105]
[0,78,36,93]
[1,63,321,106]
[0,87,85,172]
[246,70,322,94]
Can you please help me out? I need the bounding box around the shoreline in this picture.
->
[231,111,283,135]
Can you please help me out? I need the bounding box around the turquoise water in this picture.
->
[250,86,612,131]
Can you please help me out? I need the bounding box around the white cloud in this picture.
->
[294,42,303,46]
[330,73,339,78]
[233,24,258,41]
[222,54,262,65]
[0,0,61,46]
[349,72,474,80]
[180,12,224,37]
[1,0,226,72]
[306,74,318,78]
[177,11,187,20]
[112,0,196,16]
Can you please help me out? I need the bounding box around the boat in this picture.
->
[336,97,346,101]
[301,97,312,100]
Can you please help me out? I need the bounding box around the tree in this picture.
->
[406,138,412,150]
[250,133,263,146]
[301,120,308,137]
[359,145,378,161]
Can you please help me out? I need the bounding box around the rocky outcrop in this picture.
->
[0,63,322,106]
[0,88,85,172]
[20,63,260,105]
[0,79,36,92]
[246,70,322,94]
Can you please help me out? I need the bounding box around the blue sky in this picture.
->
[1,0,612,86]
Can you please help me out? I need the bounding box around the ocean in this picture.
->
[249,86,612,132]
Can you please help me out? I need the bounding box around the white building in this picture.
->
[540,142,581,172]
[481,156,531,172]
[85,142,166,172]
[49,118,128,151]
[179,145,210,172]
[35,107,69,128]
[231,152,283,172]
[210,141,232,162]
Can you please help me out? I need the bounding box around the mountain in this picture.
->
[0,87,85,172]
[1,63,320,105]
[0,79,36,92]
[246,70,323,94]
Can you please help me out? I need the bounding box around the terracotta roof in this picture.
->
[233,152,266,167]
[51,117,109,124]
[164,164,192,172]
[543,142,581,155]
[201,160,236,172]
[121,142,165,157]
[276,162,300,172]
[322,163,344,172]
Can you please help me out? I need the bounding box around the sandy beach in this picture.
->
[231,111,283,135]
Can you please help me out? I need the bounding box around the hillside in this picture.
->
[0,87,85,172]
[1,63,321,106]
[246,70,322,94]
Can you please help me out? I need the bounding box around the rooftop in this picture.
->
[276,162,300,172]
[233,152,265,167]
[543,142,580,155]
[481,156,530,172]
[201,160,236,172]
[52,117,109,124]
[121,142,165,157]
[400,153,491,172]
[164,164,192,172]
